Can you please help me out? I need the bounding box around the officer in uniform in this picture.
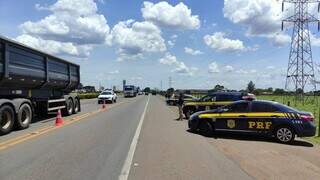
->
[176,92,184,121]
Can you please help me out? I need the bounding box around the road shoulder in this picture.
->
[128,96,253,180]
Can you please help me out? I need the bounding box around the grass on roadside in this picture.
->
[78,93,99,99]
[258,95,320,143]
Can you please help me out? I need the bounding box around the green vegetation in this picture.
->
[258,95,320,142]
[78,93,99,99]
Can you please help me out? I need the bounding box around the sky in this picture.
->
[1,0,320,91]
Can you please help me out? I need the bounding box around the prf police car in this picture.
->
[188,100,316,143]
[183,92,255,119]
[166,94,198,106]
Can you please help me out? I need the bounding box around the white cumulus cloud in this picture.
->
[223,0,281,36]
[223,0,292,47]
[17,0,110,57]
[108,70,120,74]
[108,20,166,61]
[204,32,247,52]
[208,62,220,73]
[142,1,200,30]
[16,34,92,58]
[184,47,203,55]
[224,65,234,72]
[159,53,197,76]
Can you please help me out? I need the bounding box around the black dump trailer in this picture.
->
[0,36,81,135]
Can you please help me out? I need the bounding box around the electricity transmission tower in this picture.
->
[282,0,319,100]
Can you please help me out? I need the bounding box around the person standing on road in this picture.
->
[176,92,184,121]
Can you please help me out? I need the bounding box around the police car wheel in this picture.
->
[198,121,213,137]
[185,110,194,119]
[275,126,295,143]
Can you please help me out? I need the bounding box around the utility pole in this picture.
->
[169,76,172,89]
[160,80,163,91]
[282,0,319,101]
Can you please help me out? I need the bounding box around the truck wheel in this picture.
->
[274,126,295,144]
[198,121,214,137]
[74,99,80,114]
[16,103,32,129]
[64,99,74,116]
[0,105,15,135]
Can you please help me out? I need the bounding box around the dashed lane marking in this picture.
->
[119,95,150,180]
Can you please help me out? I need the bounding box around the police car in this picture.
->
[166,94,199,106]
[188,100,316,143]
[183,92,255,119]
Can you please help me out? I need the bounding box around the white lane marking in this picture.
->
[119,96,150,180]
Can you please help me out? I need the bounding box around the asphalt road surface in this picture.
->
[0,95,320,180]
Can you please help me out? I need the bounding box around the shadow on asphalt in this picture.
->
[186,129,314,147]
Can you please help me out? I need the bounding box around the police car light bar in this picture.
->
[242,93,256,100]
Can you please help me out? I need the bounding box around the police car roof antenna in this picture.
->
[282,0,319,105]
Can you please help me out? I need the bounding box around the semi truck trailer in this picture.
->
[0,36,81,135]
[123,85,137,97]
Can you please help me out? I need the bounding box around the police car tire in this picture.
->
[185,109,194,120]
[274,126,295,144]
[198,121,214,137]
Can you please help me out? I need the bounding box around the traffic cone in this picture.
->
[55,109,64,126]
[102,100,107,110]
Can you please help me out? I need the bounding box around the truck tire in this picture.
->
[74,99,80,114]
[16,103,32,129]
[0,105,15,135]
[64,99,74,116]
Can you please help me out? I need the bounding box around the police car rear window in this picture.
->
[216,94,242,101]
[251,102,279,112]
[226,102,249,112]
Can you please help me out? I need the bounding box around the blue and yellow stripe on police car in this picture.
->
[184,101,232,106]
[199,112,287,119]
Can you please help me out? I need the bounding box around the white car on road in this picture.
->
[98,90,117,104]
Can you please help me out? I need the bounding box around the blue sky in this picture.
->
[1,0,320,90]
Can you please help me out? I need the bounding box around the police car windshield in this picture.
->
[201,95,215,101]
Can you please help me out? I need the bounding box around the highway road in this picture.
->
[0,95,320,180]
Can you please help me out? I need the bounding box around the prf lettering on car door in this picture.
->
[248,121,272,129]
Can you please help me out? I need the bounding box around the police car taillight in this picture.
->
[300,115,314,122]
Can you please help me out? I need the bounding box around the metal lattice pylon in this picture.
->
[282,0,319,99]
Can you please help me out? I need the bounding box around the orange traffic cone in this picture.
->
[55,109,64,126]
[102,100,107,110]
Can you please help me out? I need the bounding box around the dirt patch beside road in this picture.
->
[168,102,320,180]
[207,135,320,180]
